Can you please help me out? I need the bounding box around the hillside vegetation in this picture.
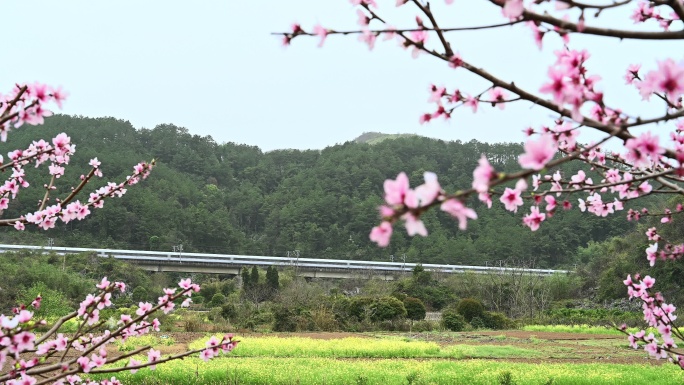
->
[0,115,648,268]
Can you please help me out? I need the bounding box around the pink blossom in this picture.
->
[638,59,684,103]
[86,309,99,325]
[17,310,32,323]
[404,213,427,237]
[570,170,586,185]
[77,356,91,373]
[13,331,35,351]
[384,172,410,206]
[624,131,664,169]
[90,354,106,368]
[358,30,376,50]
[200,349,213,362]
[544,195,556,211]
[502,0,524,19]
[147,349,161,370]
[136,302,153,316]
[625,63,641,85]
[523,206,546,231]
[31,295,41,309]
[639,181,653,194]
[540,67,569,105]
[518,134,557,170]
[408,30,428,58]
[312,24,328,47]
[448,53,463,68]
[500,188,523,213]
[128,358,141,374]
[488,87,508,109]
[440,199,477,230]
[96,277,110,290]
[646,243,658,266]
[472,155,495,193]
[179,278,192,290]
[642,275,656,289]
[370,221,393,247]
[406,172,441,208]
[478,192,492,208]
[54,334,68,351]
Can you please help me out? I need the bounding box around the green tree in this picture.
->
[370,296,407,322]
[250,266,260,286]
[403,297,427,321]
[241,267,251,289]
[266,266,280,291]
[131,286,148,303]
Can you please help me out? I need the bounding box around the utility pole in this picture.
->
[294,249,300,276]
[173,244,183,264]
[48,238,64,271]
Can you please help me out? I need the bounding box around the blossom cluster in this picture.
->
[0,84,155,232]
[623,274,682,367]
[0,278,238,385]
[370,171,476,247]
[0,83,67,141]
[324,1,684,256]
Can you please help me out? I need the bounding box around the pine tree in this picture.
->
[266,266,279,291]
[241,267,251,288]
[250,266,260,286]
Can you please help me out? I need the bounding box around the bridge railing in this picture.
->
[0,244,570,276]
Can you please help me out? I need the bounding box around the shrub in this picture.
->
[221,303,237,320]
[470,316,486,329]
[131,286,148,303]
[19,282,71,319]
[404,297,427,321]
[482,311,514,330]
[348,297,375,321]
[456,298,485,322]
[441,310,466,331]
[208,293,227,307]
[371,296,407,322]
[272,307,298,332]
[208,307,225,322]
[412,320,437,332]
[184,314,206,332]
[498,371,517,385]
[310,306,338,331]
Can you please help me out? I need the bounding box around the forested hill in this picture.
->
[0,115,638,268]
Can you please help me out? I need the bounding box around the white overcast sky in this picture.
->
[3,1,677,151]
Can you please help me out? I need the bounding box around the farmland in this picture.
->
[93,330,681,385]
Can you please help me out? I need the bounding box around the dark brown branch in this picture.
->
[37,175,56,212]
[411,0,453,57]
[272,21,525,38]
[625,108,684,128]
[518,5,684,40]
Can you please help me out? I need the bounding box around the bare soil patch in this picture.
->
[474,330,619,340]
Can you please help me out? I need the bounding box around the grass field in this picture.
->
[520,324,654,335]
[99,358,681,385]
[91,332,681,385]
